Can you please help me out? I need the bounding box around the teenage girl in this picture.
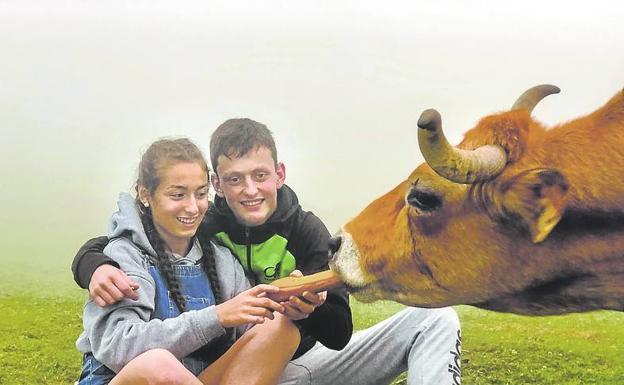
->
[76,138,300,385]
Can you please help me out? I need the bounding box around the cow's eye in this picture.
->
[407,188,442,211]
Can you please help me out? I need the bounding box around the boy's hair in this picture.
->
[210,118,278,172]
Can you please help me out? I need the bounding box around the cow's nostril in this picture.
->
[328,236,342,255]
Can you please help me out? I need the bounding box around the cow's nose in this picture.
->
[328,236,342,255]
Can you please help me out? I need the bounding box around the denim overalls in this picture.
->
[77,262,218,385]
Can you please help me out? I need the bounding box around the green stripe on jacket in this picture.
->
[216,232,297,284]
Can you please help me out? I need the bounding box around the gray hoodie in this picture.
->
[75,193,250,373]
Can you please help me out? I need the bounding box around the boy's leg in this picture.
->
[277,307,461,385]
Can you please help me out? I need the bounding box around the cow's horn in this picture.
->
[417,109,507,184]
[511,84,560,113]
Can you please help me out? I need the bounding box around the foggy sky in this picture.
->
[1,0,622,291]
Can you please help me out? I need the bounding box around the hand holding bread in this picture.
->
[267,270,344,302]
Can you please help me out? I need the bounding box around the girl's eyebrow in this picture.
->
[165,184,209,191]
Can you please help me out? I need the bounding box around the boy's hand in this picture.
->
[89,264,140,307]
[281,270,327,320]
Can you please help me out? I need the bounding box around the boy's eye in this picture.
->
[255,172,268,181]
[225,176,241,186]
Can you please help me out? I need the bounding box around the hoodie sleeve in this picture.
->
[71,236,118,289]
[211,242,253,339]
[290,212,353,350]
[81,238,226,373]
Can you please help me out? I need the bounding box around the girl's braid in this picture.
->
[140,207,187,312]
[135,137,213,312]
[197,234,224,304]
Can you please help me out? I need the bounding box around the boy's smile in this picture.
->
[213,146,286,227]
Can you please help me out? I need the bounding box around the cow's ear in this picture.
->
[497,169,569,243]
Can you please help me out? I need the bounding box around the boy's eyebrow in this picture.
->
[228,166,272,173]
[220,171,241,178]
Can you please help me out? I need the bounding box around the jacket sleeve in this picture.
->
[71,236,118,289]
[211,242,253,339]
[80,239,226,373]
[290,212,353,350]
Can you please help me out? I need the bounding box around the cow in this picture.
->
[328,84,624,315]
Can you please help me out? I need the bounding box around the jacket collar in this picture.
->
[202,184,301,236]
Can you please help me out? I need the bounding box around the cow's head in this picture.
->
[329,85,578,313]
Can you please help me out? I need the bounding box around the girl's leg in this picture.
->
[198,313,301,385]
[110,348,203,385]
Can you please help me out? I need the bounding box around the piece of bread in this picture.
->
[268,270,344,302]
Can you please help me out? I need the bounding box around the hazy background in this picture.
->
[1,0,622,296]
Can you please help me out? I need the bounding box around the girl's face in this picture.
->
[141,161,209,255]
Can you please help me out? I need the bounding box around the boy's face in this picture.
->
[212,146,285,227]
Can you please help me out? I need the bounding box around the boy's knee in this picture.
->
[125,349,191,385]
[432,307,461,332]
[402,307,461,335]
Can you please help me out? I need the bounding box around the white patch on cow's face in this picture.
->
[328,228,370,288]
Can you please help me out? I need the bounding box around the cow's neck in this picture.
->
[554,208,624,236]
[479,222,624,315]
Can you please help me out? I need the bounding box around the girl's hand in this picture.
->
[216,285,286,327]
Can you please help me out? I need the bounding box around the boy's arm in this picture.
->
[72,236,117,288]
[72,236,139,306]
[291,213,353,350]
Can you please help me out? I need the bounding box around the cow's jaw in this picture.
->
[330,227,467,306]
[329,229,392,302]
[328,230,369,287]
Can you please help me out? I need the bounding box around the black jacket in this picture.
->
[72,185,353,357]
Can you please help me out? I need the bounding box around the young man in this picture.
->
[72,118,462,385]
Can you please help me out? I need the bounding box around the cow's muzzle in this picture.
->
[328,235,342,262]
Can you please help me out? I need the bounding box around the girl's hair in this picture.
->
[135,138,223,311]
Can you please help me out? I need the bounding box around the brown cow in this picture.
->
[329,85,624,315]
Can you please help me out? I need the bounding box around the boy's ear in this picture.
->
[496,168,569,243]
[276,162,286,189]
[211,172,225,197]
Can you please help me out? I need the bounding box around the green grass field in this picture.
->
[1,290,622,385]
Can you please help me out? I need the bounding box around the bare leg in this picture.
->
[110,348,203,385]
[198,313,301,385]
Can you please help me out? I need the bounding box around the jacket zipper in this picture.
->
[245,227,252,273]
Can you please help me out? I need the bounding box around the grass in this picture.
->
[352,300,624,385]
[1,291,623,384]
[0,295,85,385]
[454,307,623,385]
